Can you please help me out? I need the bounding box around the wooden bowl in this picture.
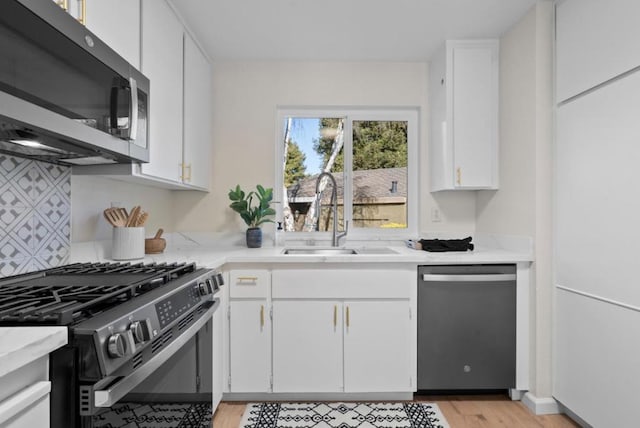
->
[145,237,166,254]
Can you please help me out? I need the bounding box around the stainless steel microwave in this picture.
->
[0,0,149,165]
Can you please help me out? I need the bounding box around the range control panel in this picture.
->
[155,283,202,328]
[154,271,222,329]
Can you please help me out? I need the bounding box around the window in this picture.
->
[276,108,418,239]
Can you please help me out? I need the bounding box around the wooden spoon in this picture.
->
[126,206,141,227]
[136,211,149,227]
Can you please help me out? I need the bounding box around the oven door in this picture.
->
[89,299,218,409]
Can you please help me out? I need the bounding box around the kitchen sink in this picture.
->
[283,248,358,255]
[282,247,398,255]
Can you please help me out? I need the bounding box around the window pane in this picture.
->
[283,117,344,232]
[351,120,408,229]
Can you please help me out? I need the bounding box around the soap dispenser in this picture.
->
[274,222,284,247]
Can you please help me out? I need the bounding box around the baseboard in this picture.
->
[522,392,561,415]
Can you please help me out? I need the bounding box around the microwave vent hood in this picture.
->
[0,0,150,166]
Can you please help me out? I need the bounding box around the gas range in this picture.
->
[0,262,222,428]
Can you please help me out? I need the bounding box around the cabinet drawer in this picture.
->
[0,381,51,427]
[272,268,413,299]
[229,270,270,298]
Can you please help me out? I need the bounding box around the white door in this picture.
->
[183,34,211,189]
[343,300,412,392]
[272,300,343,392]
[140,0,184,183]
[229,300,270,392]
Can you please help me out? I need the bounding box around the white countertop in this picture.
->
[0,327,67,378]
[71,232,534,268]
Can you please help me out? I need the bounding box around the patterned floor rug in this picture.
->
[239,402,450,428]
[93,402,212,428]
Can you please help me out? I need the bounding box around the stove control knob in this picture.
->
[107,333,127,358]
[130,319,152,343]
[198,281,212,296]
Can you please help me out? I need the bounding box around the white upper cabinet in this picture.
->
[74,0,211,191]
[183,34,212,190]
[140,0,184,184]
[556,0,640,103]
[84,0,140,68]
[429,40,499,191]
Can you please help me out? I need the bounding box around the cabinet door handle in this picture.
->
[346,306,350,328]
[55,0,68,11]
[456,167,462,185]
[333,305,337,327]
[260,305,265,327]
[78,0,86,25]
[237,276,258,282]
[185,163,192,182]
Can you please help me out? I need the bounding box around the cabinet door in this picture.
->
[449,40,499,189]
[183,34,211,189]
[140,0,183,183]
[343,301,412,392]
[556,70,640,307]
[229,300,271,392]
[556,0,640,103]
[555,289,640,428]
[85,0,140,68]
[272,300,343,392]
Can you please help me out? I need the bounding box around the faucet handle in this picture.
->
[337,220,349,246]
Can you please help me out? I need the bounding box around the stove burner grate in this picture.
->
[0,262,196,325]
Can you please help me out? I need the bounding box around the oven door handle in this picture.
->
[93,299,218,408]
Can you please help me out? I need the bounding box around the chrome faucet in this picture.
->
[315,172,348,247]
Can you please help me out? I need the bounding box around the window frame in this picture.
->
[275,107,419,241]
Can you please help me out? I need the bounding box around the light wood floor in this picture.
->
[212,395,580,428]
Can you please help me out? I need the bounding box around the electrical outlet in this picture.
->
[431,208,441,223]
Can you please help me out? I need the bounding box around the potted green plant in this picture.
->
[228,184,275,248]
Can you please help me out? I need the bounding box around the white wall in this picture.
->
[173,61,476,234]
[476,1,554,399]
[71,176,174,242]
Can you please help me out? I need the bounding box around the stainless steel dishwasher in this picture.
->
[417,264,516,391]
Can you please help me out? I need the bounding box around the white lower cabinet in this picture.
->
[0,382,51,428]
[228,300,271,392]
[272,299,412,393]
[272,300,343,392]
[343,300,411,392]
[226,265,416,397]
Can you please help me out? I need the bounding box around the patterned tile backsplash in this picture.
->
[0,155,71,277]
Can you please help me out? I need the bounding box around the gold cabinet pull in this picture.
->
[456,167,462,185]
[346,306,350,328]
[237,276,258,282]
[333,305,337,327]
[79,0,86,25]
[55,0,68,11]
[260,305,265,327]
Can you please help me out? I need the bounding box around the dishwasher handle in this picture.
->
[421,273,516,282]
